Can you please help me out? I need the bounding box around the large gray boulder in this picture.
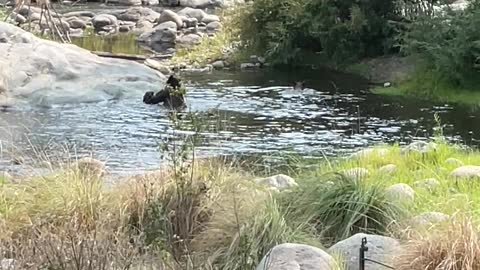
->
[177,7,207,22]
[451,165,480,179]
[411,212,450,226]
[0,22,164,108]
[202,14,220,24]
[256,243,337,270]
[115,7,160,23]
[255,174,298,191]
[328,233,400,270]
[92,14,118,32]
[385,183,415,204]
[66,17,88,29]
[179,0,219,8]
[138,21,177,52]
[177,33,202,48]
[113,0,142,5]
[158,9,183,28]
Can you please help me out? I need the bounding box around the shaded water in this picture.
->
[1,68,480,175]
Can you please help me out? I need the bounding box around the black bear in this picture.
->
[143,75,186,110]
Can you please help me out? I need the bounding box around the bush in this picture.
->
[279,174,405,246]
[401,0,480,87]
[239,0,403,66]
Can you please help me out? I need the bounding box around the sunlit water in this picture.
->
[1,69,480,175]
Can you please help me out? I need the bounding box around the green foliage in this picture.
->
[280,174,404,246]
[401,0,480,87]
[240,0,402,66]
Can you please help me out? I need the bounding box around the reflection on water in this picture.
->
[0,69,479,175]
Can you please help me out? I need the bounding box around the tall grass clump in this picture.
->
[279,173,405,246]
[395,217,480,270]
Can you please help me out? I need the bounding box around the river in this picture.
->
[1,67,480,175]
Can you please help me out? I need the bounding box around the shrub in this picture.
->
[239,0,403,66]
[280,174,405,246]
[401,0,480,87]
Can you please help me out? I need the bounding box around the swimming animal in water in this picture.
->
[293,81,306,91]
[143,75,186,110]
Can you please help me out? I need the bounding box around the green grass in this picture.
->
[371,69,480,107]
[293,142,480,219]
[2,140,480,268]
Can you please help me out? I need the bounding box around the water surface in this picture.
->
[1,69,479,175]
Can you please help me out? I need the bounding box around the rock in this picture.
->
[177,33,202,48]
[13,156,25,165]
[92,14,118,32]
[28,12,41,21]
[401,141,437,154]
[211,60,225,69]
[142,0,159,4]
[412,211,450,226]
[177,7,207,22]
[1,259,16,270]
[255,174,297,191]
[451,165,480,179]
[379,164,397,174]
[240,62,256,70]
[206,21,222,32]
[12,13,27,24]
[341,167,369,180]
[256,243,337,270]
[0,171,12,181]
[116,0,142,5]
[413,178,440,190]
[202,14,220,24]
[0,22,164,107]
[385,183,414,203]
[18,6,42,17]
[158,9,183,28]
[69,28,84,37]
[115,7,160,23]
[182,16,198,28]
[75,157,106,177]
[181,66,213,73]
[161,0,180,5]
[67,18,87,29]
[144,58,172,75]
[351,148,389,158]
[134,20,154,35]
[250,55,260,63]
[119,25,131,32]
[179,0,220,8]
[328,233,400,270]
[62,11,96,18]
[445,157,464,167]
[140,21,177,52]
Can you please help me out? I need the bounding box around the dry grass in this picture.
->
[395,216,480,270]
